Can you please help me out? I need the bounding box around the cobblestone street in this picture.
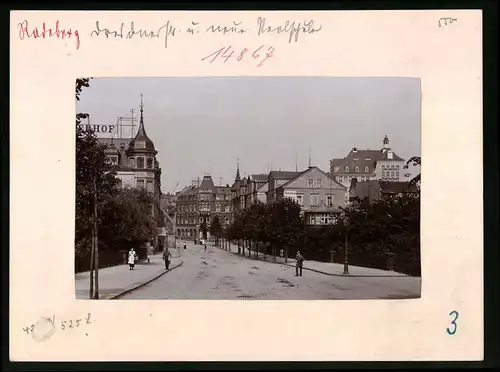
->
[121,241,421,300]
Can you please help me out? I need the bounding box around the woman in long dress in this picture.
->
[128,248,137,270]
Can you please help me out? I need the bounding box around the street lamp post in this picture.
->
[343,217,350,275]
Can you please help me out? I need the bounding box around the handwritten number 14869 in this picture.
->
[201,45,274,67]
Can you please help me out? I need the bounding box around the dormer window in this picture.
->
[365,166,369,173]
[354,166,359,173]
[345,166,349,172]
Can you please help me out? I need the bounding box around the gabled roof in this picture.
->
[279,166,346,190]
[331,148,405,174]
[378,150,404,161]
[177,185,199,196]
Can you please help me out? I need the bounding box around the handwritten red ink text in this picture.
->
[18,20,80,50]
[201,45,274,67]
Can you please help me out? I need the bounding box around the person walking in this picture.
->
[163,248,171,270]
[128,248,137,270]
[295,250,304,276]
[183,242,187,250]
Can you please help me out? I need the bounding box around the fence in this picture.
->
[75,247,149,273]
[231,240,421,277]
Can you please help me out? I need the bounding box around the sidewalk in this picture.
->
[75,250,183,300]
[215,243,411,278]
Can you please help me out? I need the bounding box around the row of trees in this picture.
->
[208,191,421,276]
[75,78,158,274]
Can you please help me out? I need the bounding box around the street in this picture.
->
[120,241,421,300]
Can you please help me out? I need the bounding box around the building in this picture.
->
[99,96,163,250]
[230,164,268,221]
[269,166,347,225]
[175,175,232,239]
[353,180,419,204]
[330,135,407,189]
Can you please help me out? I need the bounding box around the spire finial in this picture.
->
[140,94,144,125]
[308,143,312,167]
[235,157,241,182]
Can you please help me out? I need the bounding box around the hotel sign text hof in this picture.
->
[78,124,116,133]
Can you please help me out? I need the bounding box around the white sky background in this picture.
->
[76,77,421,194]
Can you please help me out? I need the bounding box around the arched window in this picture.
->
[137,157,145,168]
[345,166,349,172]
[355,166,359,173]
[365,166,369,173]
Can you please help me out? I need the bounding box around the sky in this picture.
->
[77,77,421,194]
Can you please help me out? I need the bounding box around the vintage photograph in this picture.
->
[75,76,421,300]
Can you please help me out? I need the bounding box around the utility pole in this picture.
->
[89,167,95,300]
[93,165,99,299]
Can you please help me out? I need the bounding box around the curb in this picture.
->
[215,244,411,278]
[109,260,184,299]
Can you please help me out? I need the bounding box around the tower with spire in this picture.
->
[126,94,160,194]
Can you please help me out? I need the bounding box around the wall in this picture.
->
[282,167,346,209]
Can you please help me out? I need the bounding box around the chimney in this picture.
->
[353,147,358,153]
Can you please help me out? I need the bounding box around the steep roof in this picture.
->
[280,166,346,190]
[127,97,156,153]
[378,150,404,161]
[331,146,405,175]
[199,175,215,191]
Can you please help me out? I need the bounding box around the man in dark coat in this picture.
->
[295,251,304,276]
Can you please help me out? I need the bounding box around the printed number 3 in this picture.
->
[447,310,459,335]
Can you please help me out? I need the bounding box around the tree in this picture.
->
[209,215,223,246]
[200,220,208,239]
[98,187,155,253]
[404,156,421,186]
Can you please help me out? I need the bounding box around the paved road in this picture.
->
[120,241,421,300]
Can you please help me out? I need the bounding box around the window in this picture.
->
[137,179,145,189]
[345,166,349,172]
[309,216,316,225]
[296,195,303,206]
[390,171,394,178]
[382,165,386,170]
[354,166,359,173]
[147,158,153,168]
[225,206,230,213]
[216,194,223,200]
[365,166,369,173]
[315,179,321,188]
[128,158,135,167]
[137,157,145,168]
[240,198,244,209]
[225,218,229,225]
[216,204,221,212]
[338,176,343,182]
[396,171,399,178]
[307,179,313,188]
[396,165,400,170]
[311,194,318,206]
[327,195,333,206]
[147,180,153,192]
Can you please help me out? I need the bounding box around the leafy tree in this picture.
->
[200,220,208,239]
[209,215,223,246]
[404,156,421,186]
[98,187,155,252]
